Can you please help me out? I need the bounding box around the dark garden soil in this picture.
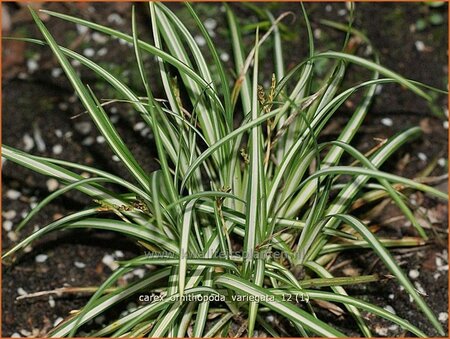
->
[1,2,448,337]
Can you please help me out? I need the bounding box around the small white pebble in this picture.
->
[58,102,68,111]
[102,254,119,270]
[438,158,446,167]
[97,47,108,57]
[102,254,114,264]
[35,254,48,263]
[325,4,332,12]
[27,59,39,73]
[438,264,448,271]
[438,312,448,322]
[46,179,59,192]
[92,32,108,44]
[114,250,124,258]
[23,133,35,151]
[69,94,77,103]
[76,24,89,35]
[17,287,27,296]
[74,261,86,269]
[194,35,206,47]
[434,272,441,280]
[118,39,132,47]
[18,72,28,80]
[24,245,33,253]
[52,144,63,155]
[364,45,373,56]
[55,129,63,138]
[141,128,150,137]
[436,257,443,267]
[417,152,427,161]
[71,59,81,67]
[415,40,426,52]
[220,52,230,62]
[313,28,322,40]
[204,18,217,30]
[83,48,95,58]
[388,324,399,331]
[53,317,64,327]
[3,220,13,232]
[133,268,145,279]
[408,269,420,279]
[122,272,134,281]
[384,305,396,314]
[112,155,120,162]
[96,136,105,144]
[6,189,21,200]
[414,281,426,295]
[49,296,56,308]
[82,137,95,146]
[3,210,16,220]
[134,122,146,131]
[374,327,388,336]
[51,68,63,78]
[11,332,21,338]
[8,231,18,241]
[266,315,275,322]
[337,9,347,16]
[388,293,394,300]
[381,117,393,127]
[443,120,448,129]
[107,13,124,25]
[19,330,31,337]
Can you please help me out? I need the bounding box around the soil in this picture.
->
[2,2,448,337]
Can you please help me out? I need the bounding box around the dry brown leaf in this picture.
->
[313,299,345,316]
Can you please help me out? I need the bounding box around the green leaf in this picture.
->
[216,274,346,337]
[29,7,151,193]
[50,268,172,337]
[40,8,224,111]
[326,214,444,335]
[313,51,432,101]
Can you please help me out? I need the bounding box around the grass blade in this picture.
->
[216,274,346,337]
[327,214,444,335]
[29,7,151,193]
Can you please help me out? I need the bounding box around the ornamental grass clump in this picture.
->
[2,3,447,337]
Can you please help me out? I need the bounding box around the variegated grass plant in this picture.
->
[2,3,447,337]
